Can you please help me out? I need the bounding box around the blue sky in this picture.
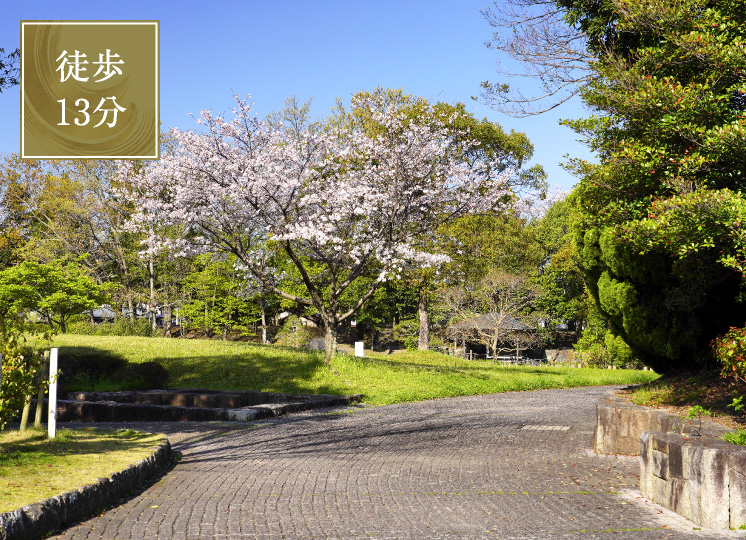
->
[1,0,594,191]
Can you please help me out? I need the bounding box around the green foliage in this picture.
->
[569,0,746,373]
[0,47,19,92]
[723,426,746,446]
[1,259,111,333]
[273,315,315,348]
[686,404,712,420]
[712,326,746,383]
[529,196,591,332]
[730,396,744,413]
[0,263,55,431]
[66,317,156,337]
[0,346,48,432]
[180,254,258,337]
[393,318,420,350]
[574,303,641,368]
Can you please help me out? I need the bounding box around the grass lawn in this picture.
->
[0,428,165,513]
[51,334,659,405]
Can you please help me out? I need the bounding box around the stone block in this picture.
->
[134,391,162,405]
[652,433,670,453]
[688,443,730,529]
[729,448,746,476]
[668,477,690,517]
[652,448,669,480]
[193,394,218,408]
[640,433,653,498]
[729,466,746,529]
[593,403,616,453]
[650,474,668,504]
[667,437,685,479]
[242,390,267,406]
[162,393,193,407]
[215,393,246,408]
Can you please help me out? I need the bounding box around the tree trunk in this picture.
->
[417,287,429,351]
[120,257,135,320]
[163,304,172,337]
[323,323,337,365]
[260,303,268,344]
[148,257,157,332]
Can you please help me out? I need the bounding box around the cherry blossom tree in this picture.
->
[121,93,516,363]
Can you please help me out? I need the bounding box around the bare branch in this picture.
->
[478,0,596,116]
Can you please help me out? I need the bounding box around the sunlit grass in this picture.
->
[51,334,659,405]
[0,427,164,513]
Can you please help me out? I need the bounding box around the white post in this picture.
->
[354,342,365,357]
[48,348,58,438]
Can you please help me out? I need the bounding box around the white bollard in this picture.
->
[48,348,58,439]
[354,342,365,357]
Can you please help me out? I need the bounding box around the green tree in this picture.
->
[181,254,250,337]
[0,47,19,92]
[528,195,590,335]
[0,263,52,431]
[331,88,547,349]
[2,259,111,333]
[567,0,746,372]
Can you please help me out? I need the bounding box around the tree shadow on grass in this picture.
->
[0,428,163,461]
[58,346,168,392]
[151,350,347,396]
[347,355,560,377]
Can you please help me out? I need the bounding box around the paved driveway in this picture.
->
[52,387,740,539]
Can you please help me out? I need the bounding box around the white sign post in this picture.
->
[48,348,58,438]
[354,342,365,357]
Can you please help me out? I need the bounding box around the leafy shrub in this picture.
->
[67,317,155,337]
[723,427,746,446]
[574,305,641,368]
[712,326,746,383]
[393,318,419,350]
[0,266,55,430]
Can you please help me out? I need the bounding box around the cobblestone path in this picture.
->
[52,387,741,539]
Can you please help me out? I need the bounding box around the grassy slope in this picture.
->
[0,428,164,513]
[625,370,746,429]
[51,334,659,405]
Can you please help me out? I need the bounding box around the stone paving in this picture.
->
[50,387,743,539]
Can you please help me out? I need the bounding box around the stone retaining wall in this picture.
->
[593,395,728,455]
[641,430,746,529]
[595,393,743,529]
[0,438,171,540]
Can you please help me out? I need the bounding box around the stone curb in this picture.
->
[0,437,171,540]
[46,393,364,423]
